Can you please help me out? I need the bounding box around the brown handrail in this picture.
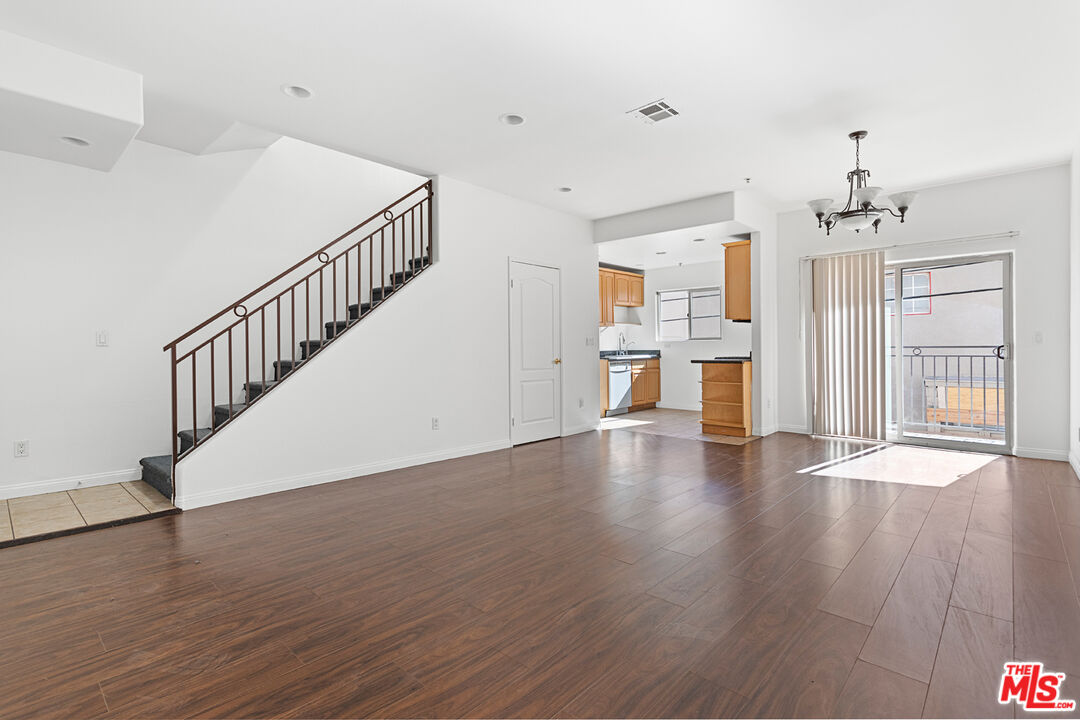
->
[162,179,435,494]
[163,180,432,351]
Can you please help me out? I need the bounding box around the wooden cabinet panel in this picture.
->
[702,362,744,383]
[599,270,615,326]
[614,274,632,306]
[631,370,646,404]
[701,401,745,425]
[724,240,751,321]
[702,381,743,404]
[628,275,644,306]
[605,268,644,308]
[645,368,660,403]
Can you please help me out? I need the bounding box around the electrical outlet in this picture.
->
[95,330,109,347]
[431,417,439,431]
[13,440,29,458]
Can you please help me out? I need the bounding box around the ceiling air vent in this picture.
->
[628,99,679,124]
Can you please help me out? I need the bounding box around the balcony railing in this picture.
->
[888,344,1005,440]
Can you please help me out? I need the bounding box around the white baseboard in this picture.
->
[175,439,511,510]
[1070,452,1080,481]
[1014,446,1070,462]
[778,423,811,434]
[756,424,778,437]
[0,467,142,501]
[562,423,599,437]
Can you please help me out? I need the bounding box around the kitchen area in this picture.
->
[597,226,757,443]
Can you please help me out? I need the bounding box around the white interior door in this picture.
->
[509,261,562,445]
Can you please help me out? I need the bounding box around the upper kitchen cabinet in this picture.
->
[723,239,751,322]
[599,269,615,326]
[613,272,643,307]
[599,267,643,326]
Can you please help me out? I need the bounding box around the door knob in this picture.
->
[553,358,561,365]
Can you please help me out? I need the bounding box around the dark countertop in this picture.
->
[691,356,752,364]
[600,350,661,361]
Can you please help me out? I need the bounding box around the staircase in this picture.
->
[138,181,434,501]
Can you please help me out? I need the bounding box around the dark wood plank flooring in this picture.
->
[2,430,1080,718]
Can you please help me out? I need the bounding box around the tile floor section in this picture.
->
[600,407,759,446]
[0,482,174,543]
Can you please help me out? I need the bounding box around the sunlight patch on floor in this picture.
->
[809,444,997,487]
[599,416,654,430]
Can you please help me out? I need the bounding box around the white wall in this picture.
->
[778,164,1071,460]
[599,261,752,411]
[175,176,599,508]
[0,137,424,499]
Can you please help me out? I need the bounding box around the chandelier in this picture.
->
[807,131,917,234]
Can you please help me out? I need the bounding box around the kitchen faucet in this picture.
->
[617,333,636,355]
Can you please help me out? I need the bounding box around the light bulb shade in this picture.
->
[853,186,882,207]
[807,198,834,216]
[836,210,881,231]
[889,191,917,211]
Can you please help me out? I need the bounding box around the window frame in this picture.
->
[655,286,724,342]
[886,271,933,316]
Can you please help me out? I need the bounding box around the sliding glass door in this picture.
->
[886,254,1012,453]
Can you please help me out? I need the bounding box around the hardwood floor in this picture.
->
[2,429,1079,718]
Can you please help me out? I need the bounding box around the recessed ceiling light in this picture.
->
[281,84,313,99]
[59,136,90,147]
[692,237,705,242]
[556,186,572,193]
[655,251,667,255]
[499,113,526,126]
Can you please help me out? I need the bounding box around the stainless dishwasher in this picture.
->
[607,361,633,415]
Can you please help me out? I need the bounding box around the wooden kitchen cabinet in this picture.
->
[599,267,643,325]
[614,272,644,307]
[644,362,661,403]
[723,239,751,321]
[614,273,632,306]
[699,360,752,437]
[631,366,646,405]
[630,358,660,406]
[602,357,660,416]
[599,270,615,326]
[628,275,644,306]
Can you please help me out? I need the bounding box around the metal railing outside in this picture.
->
[889,344,1005,440]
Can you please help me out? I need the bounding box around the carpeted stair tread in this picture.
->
[213,403,249,427]
[273,358,306,379]
[348,300,381,319]
[139,455,173,498]
[409,256,430,269]
[179,428,213,453]
[244,380,280,401]
[369,285,396,302]
[324,318,359,339]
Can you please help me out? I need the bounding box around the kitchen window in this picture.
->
[657,287,723,341]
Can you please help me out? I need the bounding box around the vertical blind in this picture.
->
[812,251,886,440]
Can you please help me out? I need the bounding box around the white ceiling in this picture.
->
[598,223,746,270]
[0,0,1076,218]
